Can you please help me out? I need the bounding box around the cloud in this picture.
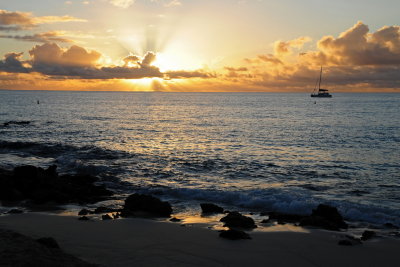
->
[302,21,400,66]
[0,9,86,31]
[109,0,135,8]
[274,36,311,57]
[140,51,157,66]
[0,31,73,43]
[123,55,141,66]
[257,54,283,65]
[0,42,217,81]
[165,0,182,7]
[29,43,101,67]
[0,43,164,79]
[225,22,400,91]
[164,70,215,79]
[0,52,30,73]
[224,67,248,72]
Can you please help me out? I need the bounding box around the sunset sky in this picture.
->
[1,0,399,92]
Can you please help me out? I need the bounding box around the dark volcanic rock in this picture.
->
[0,165,112,205]
[361,230,376,241]
[300,204,347,231]
[78,216,90,221]
[36,237,60,249]
[121,194,172,218]
[219,229,251,240]
[220,212,257,229]
[0,229,96,266]
[312,204,347,227]
[200,203,224,214]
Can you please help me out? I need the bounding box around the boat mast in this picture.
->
[318,66,322,91]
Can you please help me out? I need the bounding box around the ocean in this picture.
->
[0,90,399,226]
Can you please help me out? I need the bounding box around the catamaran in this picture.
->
[311,67,332,98]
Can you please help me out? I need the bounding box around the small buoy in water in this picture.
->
[37,100,40,104]
[314,101,316,104]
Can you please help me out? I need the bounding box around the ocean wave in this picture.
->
[135,185,400,226]
[0,140,131,160]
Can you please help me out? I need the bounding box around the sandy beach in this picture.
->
[1,213,399,267]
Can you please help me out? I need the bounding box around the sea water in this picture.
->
[0,91,399,226]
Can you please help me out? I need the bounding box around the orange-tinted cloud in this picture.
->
[302,21,400,66]
[224,22,400,91]
[0,9,85,31]
[1,22,399,91]
[29,43,101,67]
[274,36,311,57]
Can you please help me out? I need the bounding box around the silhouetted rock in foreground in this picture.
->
[200,203,224,214]
[0,165,112,205]
[219,229,251,240]
[300,204,348,231]
[121,194,172,218]
[220,212,257,229]
[0,229,96,266]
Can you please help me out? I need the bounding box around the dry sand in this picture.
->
[0,213,399,267]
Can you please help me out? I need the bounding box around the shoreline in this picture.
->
[1,212,400,266]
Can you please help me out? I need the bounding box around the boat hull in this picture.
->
[311,94,332,98]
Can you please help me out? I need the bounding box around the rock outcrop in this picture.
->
[121,194,172,218]
[0,165,112,205]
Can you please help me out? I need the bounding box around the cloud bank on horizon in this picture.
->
[0,5,399,91]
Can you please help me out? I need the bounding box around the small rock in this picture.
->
[200,203,224,214]
[36,237,60,249]
[300,204,347,231]
[78,216,90,221]
[219,229,251,240]
[260,219,270,224]
[102,214,113,220]
[220,211,257,229]
[121,194,172,217]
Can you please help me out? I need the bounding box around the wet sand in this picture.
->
[0,213,399,267]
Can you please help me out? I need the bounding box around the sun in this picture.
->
[153,50,202,72]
